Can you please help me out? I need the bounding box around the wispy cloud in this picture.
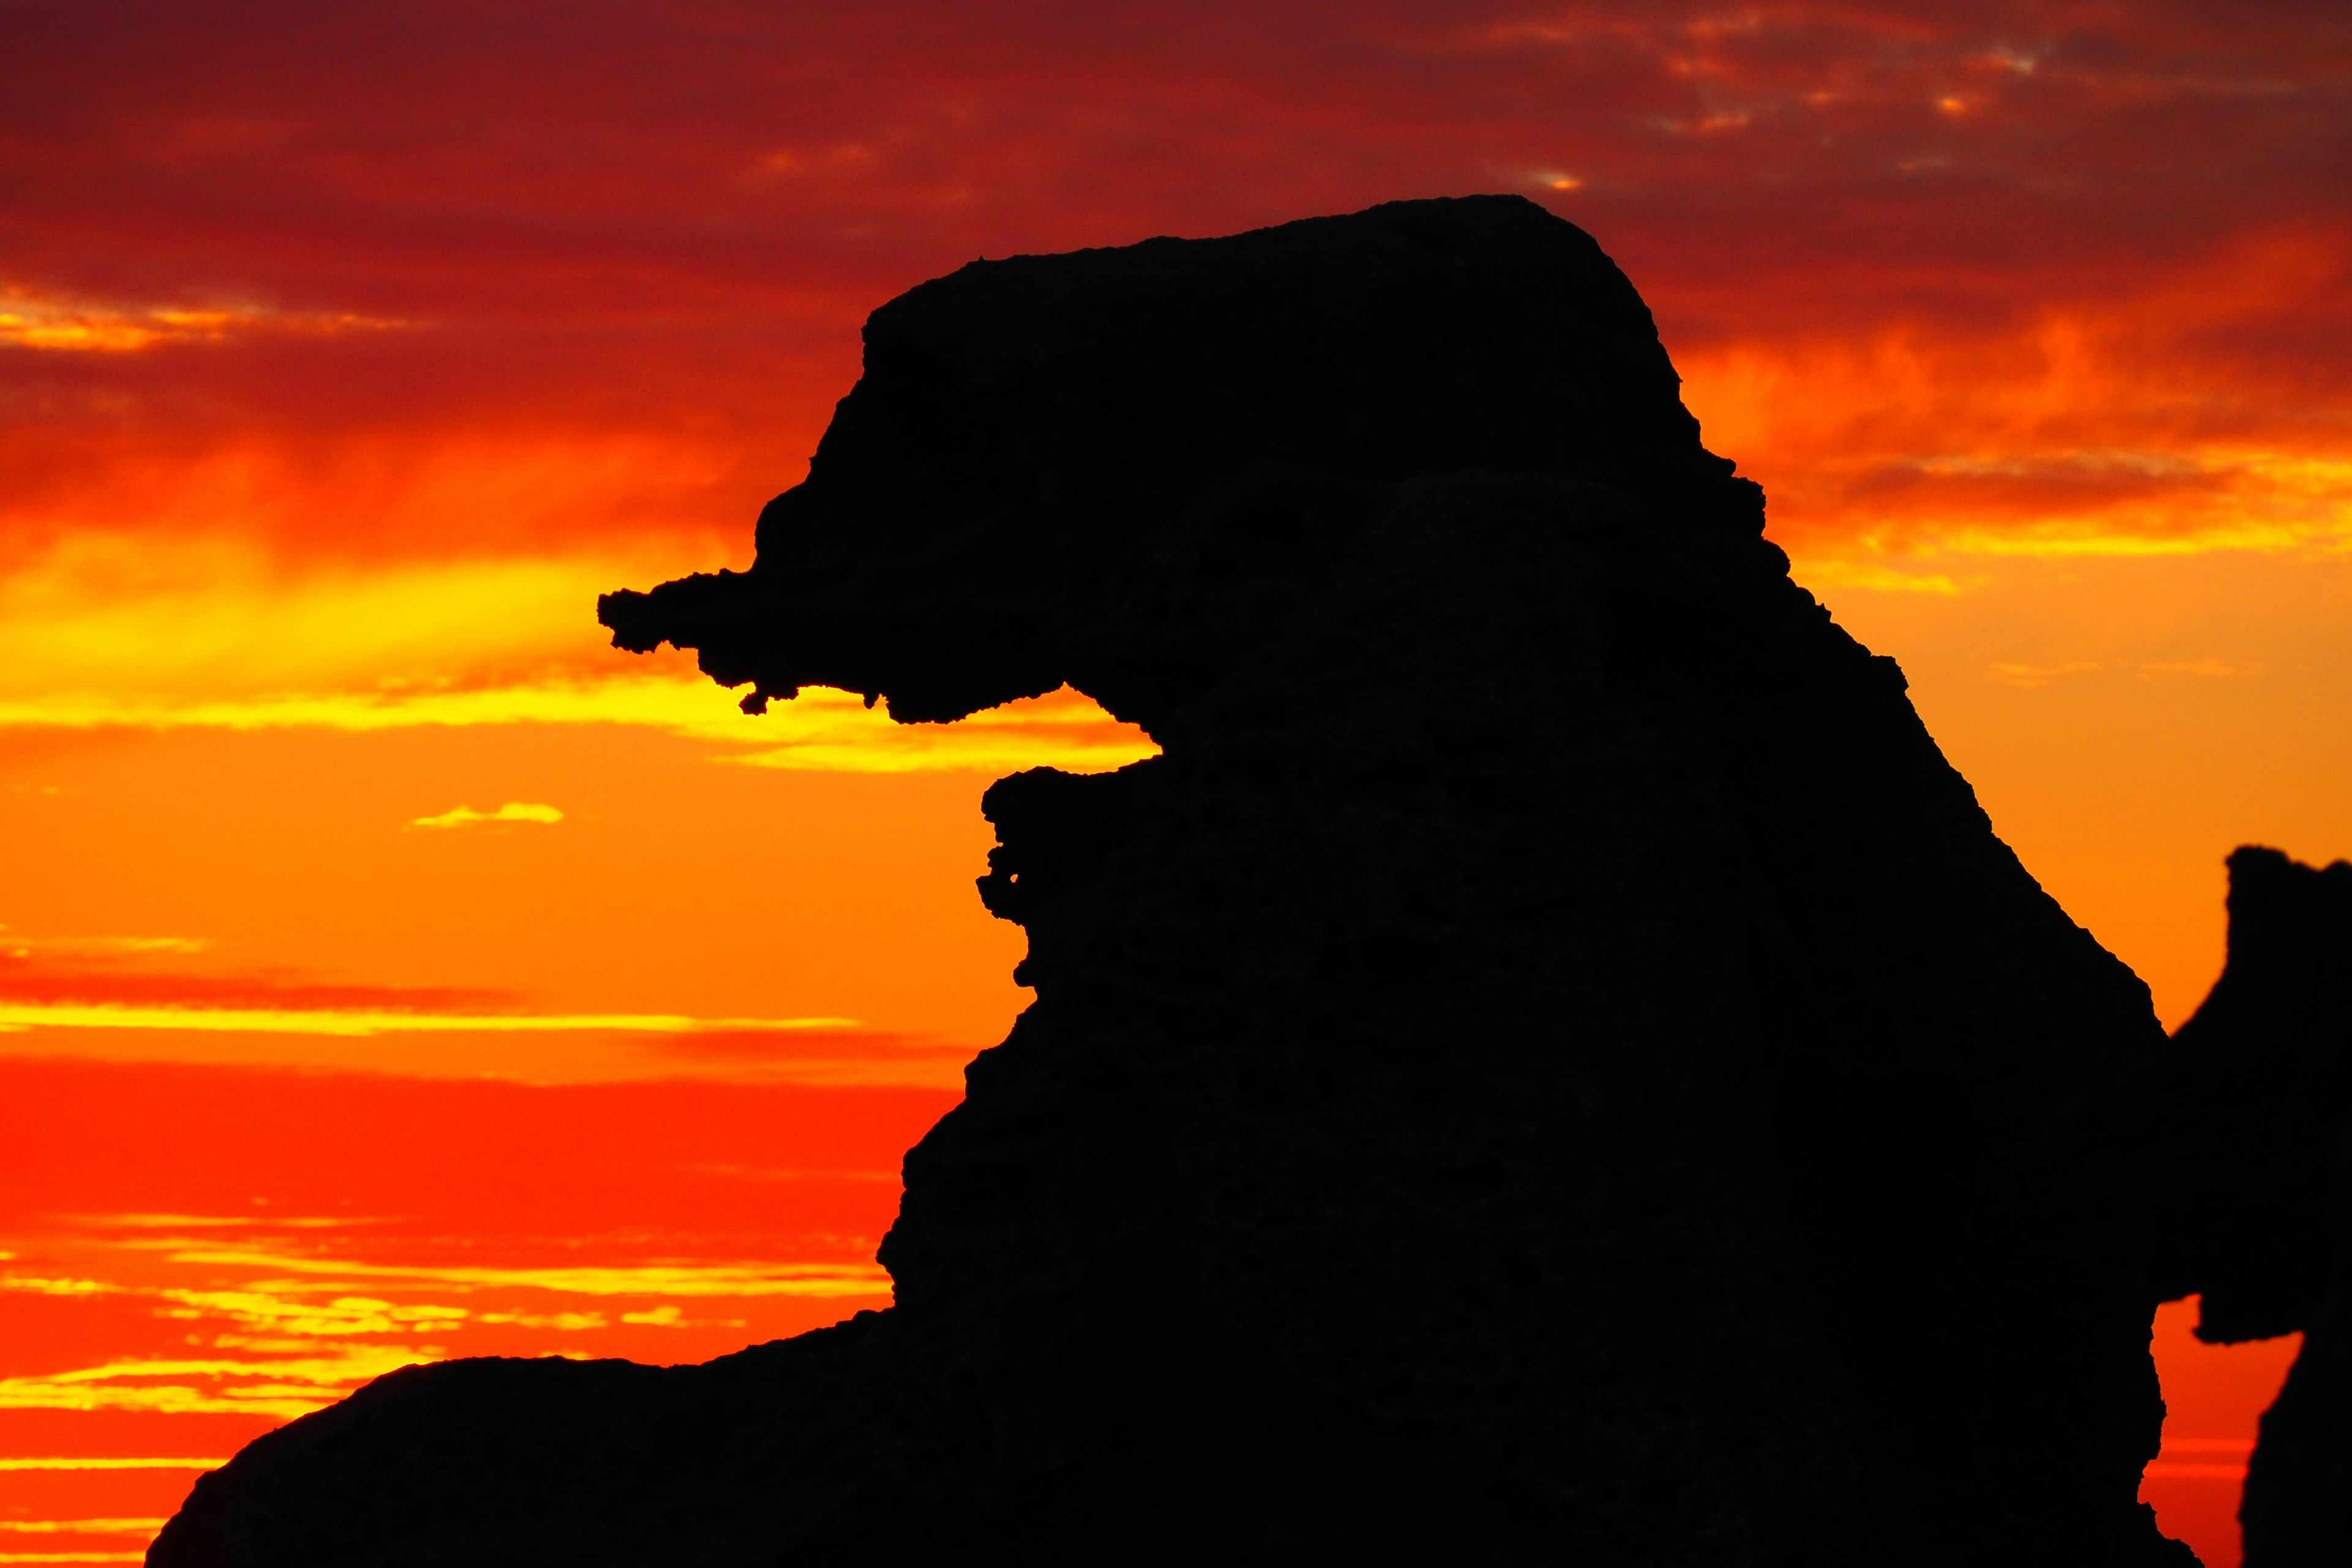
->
[0,932,875,1039]
[0,533,1156,774]
[409,802,564,829]
[0,948,864,1040]
[0,1002,856,1038]
[1988,659,2278,688]
[0,949,505,1014]
[0,1346,432,1418]
[0,955,972,1083]
[0,1461,219,1472]
[1785,556,1976,596]
[0,1255,884,1415]
[67,1213,359,1231]
[1679,285,2352,571]
[153,1291,467,1336]
[141,1248,889,1299]
[0,669,1155,773]
[0,288,400,353]
[0,930,208,959]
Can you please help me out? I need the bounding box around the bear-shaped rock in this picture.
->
[152,196,2195,1567]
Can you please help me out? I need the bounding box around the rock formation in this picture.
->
[2120,847,2352,1565]
[153,197,2210,1564]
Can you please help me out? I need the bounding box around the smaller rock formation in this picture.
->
[2129,847,2352,1566]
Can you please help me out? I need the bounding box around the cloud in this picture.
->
[0,981,981,1085]
[1,1237,877,1426]
[0,932,208,958]
[0,2,2338,546]
[0,1460,220,1472]
[152,1291,467,1336]
[0,526,1156,772]
[0,0,2338,760]
[140,1248,891,1300]
[0,1289,861,1414]
[642,1027,980,1088]
[1990,660,2105,689]
[0,655,1159,774]
[1785,557,1975,596]
[68,1213,357,1230]
[0,940,876,1041]
[1988,658,2282,688]
[0,1002,858,1039]
[0,1278,116,1298]
[409,802,563,829]
[0,288,399,353]
[722,686,1160,775]
[1675,232,2352,570]
[0,1515,171,1567]
[0,1457,221,1476]
[0,1346,432,1418]
[0,950,510,1015]
[0,532,715,707]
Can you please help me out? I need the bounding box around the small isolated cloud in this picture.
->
[620,1306,683,1325]
[2138,658,2272,680]
[1989,658,2275,688]
[1989,661,2104,688]
[409,801,563,831]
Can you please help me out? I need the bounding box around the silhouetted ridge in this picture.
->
[156,197,2215,1567]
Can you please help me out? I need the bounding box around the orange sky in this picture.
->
[2,4,2347,1562]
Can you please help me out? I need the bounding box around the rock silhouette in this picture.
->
[2119,847,2352,1565]
[154,197,2224,1564]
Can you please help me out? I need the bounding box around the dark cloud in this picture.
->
[0,1,2343,557]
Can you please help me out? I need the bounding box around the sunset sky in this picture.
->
[2,3,2346,1562]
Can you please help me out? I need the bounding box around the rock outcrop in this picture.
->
[152,197,2201,1565]
[2123,847,2352,1565]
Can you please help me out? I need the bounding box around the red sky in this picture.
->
[2,4,2346,1562]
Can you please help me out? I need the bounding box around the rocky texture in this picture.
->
[153,197,2196,1565]
[2125,848,2352,1566]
